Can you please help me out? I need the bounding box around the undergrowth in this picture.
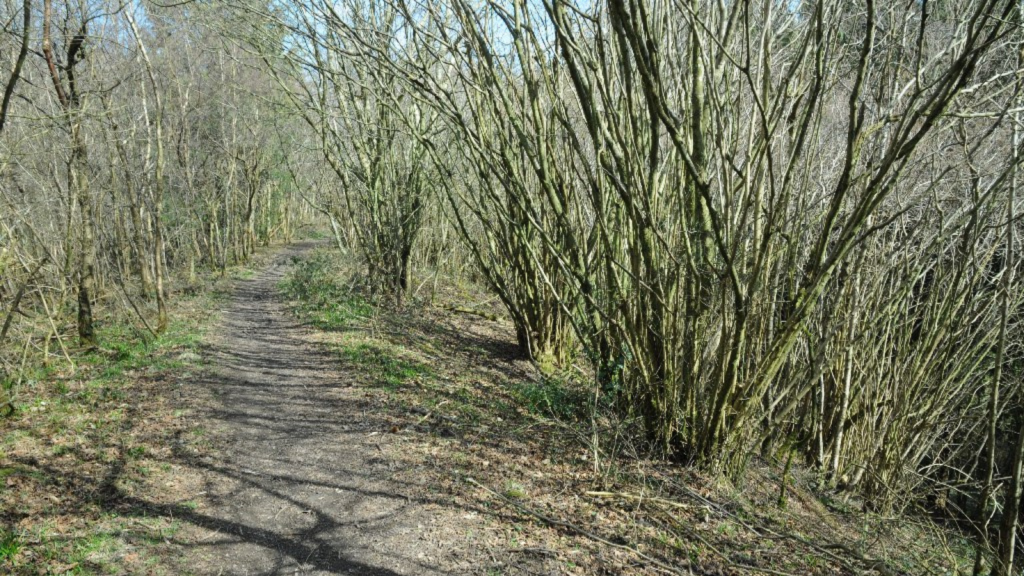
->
[280,250,373,329]
[283,251,596,424]
[512,376,590,422]
[340,343,432,390]
[0,260,250,575]
[281,249,980,576]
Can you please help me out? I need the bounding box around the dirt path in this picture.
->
[182,242,483,575]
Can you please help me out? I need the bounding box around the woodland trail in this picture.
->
[181,242,482,575]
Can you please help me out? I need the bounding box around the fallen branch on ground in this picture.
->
[443,305,500,322]
[586,490,710,511]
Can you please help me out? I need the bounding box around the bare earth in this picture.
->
[182,242,485,575]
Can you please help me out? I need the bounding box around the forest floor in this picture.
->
[2,239,980,575]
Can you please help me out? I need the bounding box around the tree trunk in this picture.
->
[71,121,96,348]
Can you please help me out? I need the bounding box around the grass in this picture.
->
[280,250,373,330]
[0,258,259,575]
[340,343,432,389]
[511,375,590,422]
[0,529,21,562]
[14,517,185,575]
[281,251,435,394]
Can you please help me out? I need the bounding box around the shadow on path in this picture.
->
[160,242,484,575]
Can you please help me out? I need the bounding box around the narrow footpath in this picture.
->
[182,242,482,575]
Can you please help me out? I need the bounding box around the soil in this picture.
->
[180,242,488,575]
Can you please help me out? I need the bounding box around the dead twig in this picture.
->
[114,279,158,339]
[443,305,500,322]
[414,399,451,425]
[0,256,46,349]
[465,475,691,575]
[585,490,709,511]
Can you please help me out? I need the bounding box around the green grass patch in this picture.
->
[511,376,589,421]
[230,267,256,280]
[0,529,21,562]
[340,343,432,389]
[70,530,117,571]
[281,251,373,330]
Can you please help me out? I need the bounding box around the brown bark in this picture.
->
[0,0,31,134]
[44,0,96,347]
